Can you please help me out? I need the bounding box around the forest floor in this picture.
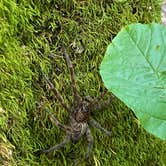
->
[0,0,166,165]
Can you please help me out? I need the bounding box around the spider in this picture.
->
[36,46,113,158]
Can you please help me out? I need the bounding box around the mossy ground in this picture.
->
[0,0,166,165]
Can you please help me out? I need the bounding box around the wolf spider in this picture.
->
[36,47,113,158]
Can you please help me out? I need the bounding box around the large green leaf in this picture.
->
[100,23,166,140]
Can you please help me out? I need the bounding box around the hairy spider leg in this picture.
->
[35,109,72,155]
[89,90,114,112]
[62,47,82,106]
[40,133,71,153]
[93,98,113,111]
[94,89,108,102]
[45,109,72,132]
[90,89,108,107]
[85,127,94,159]
[89,118,111,136]
[43,74,70,112]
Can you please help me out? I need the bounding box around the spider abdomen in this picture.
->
[69,116,88,141]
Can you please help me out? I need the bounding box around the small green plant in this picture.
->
[100,22,166,140]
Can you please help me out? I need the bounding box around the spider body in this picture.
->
[36,47,112,158]
[72,100,90,123]
[64,100,90,142]
[67,112,89,142]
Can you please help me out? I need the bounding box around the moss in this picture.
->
[0,0,166,165]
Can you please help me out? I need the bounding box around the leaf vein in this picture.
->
[125,28,160,79]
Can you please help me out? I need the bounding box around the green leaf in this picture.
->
[100,23,166,140]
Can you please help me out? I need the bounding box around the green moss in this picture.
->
[0,0,166,165]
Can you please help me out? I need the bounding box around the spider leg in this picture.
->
[62,46,81,105]
[43,74,70,112]
[85,127,94,159]
[93,98,112,111]
[89,91,114,112]
[93,89,108,103]
[88,89,107,109]
[39,133,71,154]
[89,118,111,136]
[45,109,72,132]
